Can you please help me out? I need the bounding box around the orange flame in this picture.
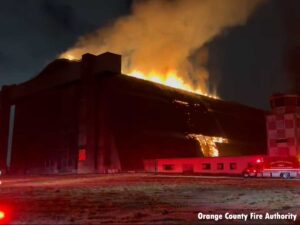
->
[128,70,218,98]
[63,54,217,98]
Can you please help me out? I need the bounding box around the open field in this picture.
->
[0,174,299,224]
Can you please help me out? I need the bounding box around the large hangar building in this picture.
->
[0,53,267,174]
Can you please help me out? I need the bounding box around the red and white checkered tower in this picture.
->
[267,94,300,158]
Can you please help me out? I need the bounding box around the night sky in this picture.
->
[0,0,296,109]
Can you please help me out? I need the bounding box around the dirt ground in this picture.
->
[0,173,299,224]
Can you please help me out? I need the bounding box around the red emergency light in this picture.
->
[0,211,5,220]
[0,207,11,224]
[256,158,262,163]
[79,148,87,161]
[0,210,7,225]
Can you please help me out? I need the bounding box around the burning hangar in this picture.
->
[0,52,267,174]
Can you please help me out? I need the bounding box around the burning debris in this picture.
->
[60,0,265,97]
[188,134,228,157]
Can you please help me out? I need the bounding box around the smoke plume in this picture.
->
[60,0,265,95]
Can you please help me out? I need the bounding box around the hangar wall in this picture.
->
[0,52,267,175]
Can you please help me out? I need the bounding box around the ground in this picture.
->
[0,174,299,224]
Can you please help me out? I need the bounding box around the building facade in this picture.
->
[267,94,300,158]
[0,52,267,175]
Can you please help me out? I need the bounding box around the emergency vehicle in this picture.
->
[243,156,300,178]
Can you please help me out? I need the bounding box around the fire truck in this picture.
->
[243,156,300,179]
